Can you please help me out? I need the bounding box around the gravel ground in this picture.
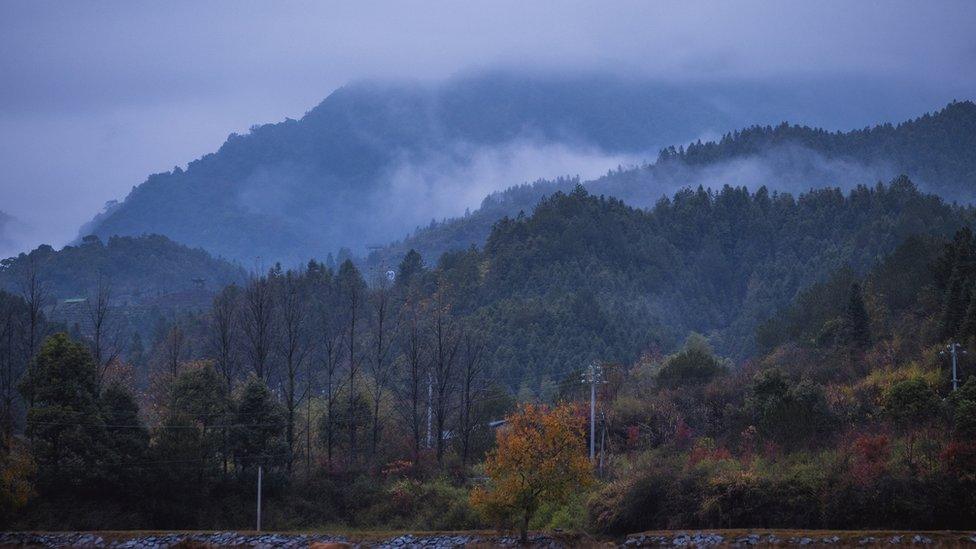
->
[2,530,975,548]
[0,531,568,548]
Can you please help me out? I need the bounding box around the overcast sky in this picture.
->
[1,0,974,256]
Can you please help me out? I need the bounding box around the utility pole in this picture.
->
[306,377,312,476]
[941,342,966,391]
[580,362,604,461]
[599,411,607,475]
[425,371,433,448]
[256,465,263,532]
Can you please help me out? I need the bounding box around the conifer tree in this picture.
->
[845,283,871,350]
[20,333,107,493]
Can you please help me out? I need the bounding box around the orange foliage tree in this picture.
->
[470,403,593,542]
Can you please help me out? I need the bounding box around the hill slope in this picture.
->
[373,101,976,267]
[432,178,971,381]
[83,73,731,264]
[83,71,961,265]
[0,234,245,302]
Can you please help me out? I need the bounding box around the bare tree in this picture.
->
[395,295,429,461]
[457,327,486,469]
[163,323,186,377]
[17,255,49,406]
[366,278,400,459]
[336,261,365,463]
[209,285,239,475]
[241,275,274,381]
[86,274,122,384]
[209,286,240,392]
[317,288,346,464]
[430,294,460,465]
[276,270,311,473]
[0,294,27,449]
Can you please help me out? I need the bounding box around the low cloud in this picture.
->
[597,144,901,209]
[382,139,647,234]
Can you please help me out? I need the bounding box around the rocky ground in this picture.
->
[0,531,569,548]
[621,531,976,547]
[2,531,976,548]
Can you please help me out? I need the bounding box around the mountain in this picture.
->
[82,71,959,265]
[0,234,245,302]
[372,101,976,267]
[427,178,971,382]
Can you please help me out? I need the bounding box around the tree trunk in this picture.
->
[286,373,295,474]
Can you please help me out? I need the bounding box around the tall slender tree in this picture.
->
[396,295,429,461]
[366,278,399,459]
[209,285,240,392]
[86,274,121,384]
[336,260,365,463]
[276,270,311,473]
[429,293,460,464]
[242,274,274,381]
[458,327,486,469]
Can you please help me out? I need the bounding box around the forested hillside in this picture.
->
[0,234,245,301]
[7,178,976,532]
[658,100,976,200]
[82,72,961,266]
[588,224,976,533]
[82,73,732,264]
[446,178,970,373]
[375,101,976,266]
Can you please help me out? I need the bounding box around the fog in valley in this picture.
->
[1,1,974,259]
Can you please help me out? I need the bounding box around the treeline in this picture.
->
[0,234,245,301]
[473,178,968,370]
[1,253,512,529]
[379,101,976,266]
[658,100,976,200]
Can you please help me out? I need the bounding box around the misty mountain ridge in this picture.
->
[373,100,976,266]
[80,70,966,266]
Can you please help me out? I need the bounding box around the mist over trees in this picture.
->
[80,71,973,267]
[373,101,976,268]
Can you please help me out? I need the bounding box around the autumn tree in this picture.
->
[471,403,593,542]
[0,438,34,519]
